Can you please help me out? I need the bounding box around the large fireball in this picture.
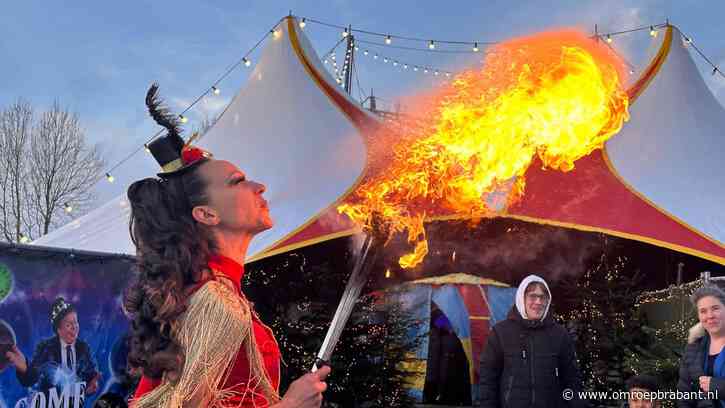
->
[339,30,630,269]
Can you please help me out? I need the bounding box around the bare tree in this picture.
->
[0,100,104,242]
[28,102,104,236]
[0,100,33,242]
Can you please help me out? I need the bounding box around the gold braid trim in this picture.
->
[132,280,280,407]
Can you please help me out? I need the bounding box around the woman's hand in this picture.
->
[699,376,712,392]
[276,365,331,408]
[4,345,27,373]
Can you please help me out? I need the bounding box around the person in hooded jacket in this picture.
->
[479,274,584,408]
[677,285,725,408]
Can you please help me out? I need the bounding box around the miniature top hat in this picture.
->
[50,297,75,329]
[145,83,212,178]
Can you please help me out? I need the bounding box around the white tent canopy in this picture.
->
[606,27,725,245]
[33,17,374,259]
[34,21,724,264]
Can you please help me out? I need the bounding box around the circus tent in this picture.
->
[33,19,724,266]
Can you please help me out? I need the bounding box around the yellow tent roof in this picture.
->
[406,273,509,287]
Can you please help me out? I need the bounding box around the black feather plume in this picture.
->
[145,83,182,138]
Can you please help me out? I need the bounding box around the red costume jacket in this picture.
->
[132,255,281,407]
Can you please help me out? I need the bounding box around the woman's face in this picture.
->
[57,312,79,344]
[196,159,273,235]
[697,296,725,335]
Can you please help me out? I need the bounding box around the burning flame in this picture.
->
[339,30,630,269]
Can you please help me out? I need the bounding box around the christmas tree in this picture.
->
[624,282,701,407]
[244,238,423,407]
[557,246,651,405]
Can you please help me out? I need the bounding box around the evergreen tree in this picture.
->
[244,239,422,407]
[624,282,701,407]
[558,250,650,405]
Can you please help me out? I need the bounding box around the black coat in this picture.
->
[479,307,584,408]
[16,335,98,393]
[677,325,725,408]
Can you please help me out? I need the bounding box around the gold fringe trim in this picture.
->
[132,280,280,407]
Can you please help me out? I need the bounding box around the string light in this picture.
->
[356,47,453,77]
[89,17,285,188]
[19,234,29,244]
[179,114,188,123]
[211,86,221,95]
[144,143,150,153]
[385,35,392,45]
[101,19,725,191]
[64,203,73,213]
[273,29,282,39]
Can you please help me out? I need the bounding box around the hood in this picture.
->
[515,274,552,322]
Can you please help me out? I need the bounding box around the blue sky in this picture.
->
[2,0,724,206]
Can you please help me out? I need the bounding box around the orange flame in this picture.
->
[339,30,630,269]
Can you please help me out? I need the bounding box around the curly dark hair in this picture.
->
[123,166,217,379]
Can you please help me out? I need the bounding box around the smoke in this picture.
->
[375,218,604,286]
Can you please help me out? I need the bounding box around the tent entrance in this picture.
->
[423,303,472,406]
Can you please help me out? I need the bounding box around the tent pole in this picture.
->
[344,29,355,95]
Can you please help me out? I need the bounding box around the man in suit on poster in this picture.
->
[4,297,100,406]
